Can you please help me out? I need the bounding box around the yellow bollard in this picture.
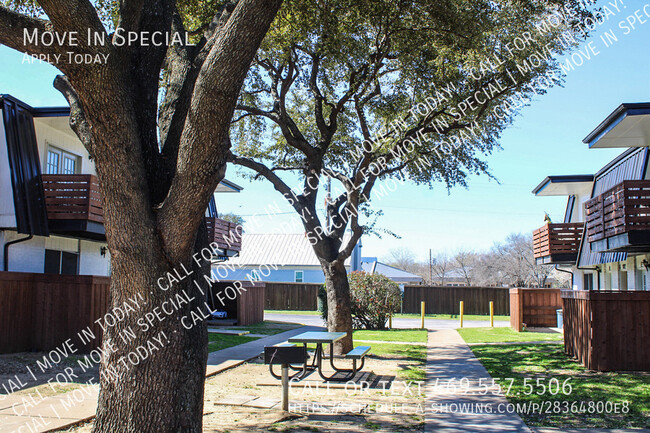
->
[490,301,494,328]
[389,314,392,329]
[460,301,464,328]
[420,301,425,329]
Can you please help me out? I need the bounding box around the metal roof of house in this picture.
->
[360,258,423,283]
[227,233,352,266]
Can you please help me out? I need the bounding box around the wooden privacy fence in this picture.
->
[562,290,650,371]
[402,286,509,315]
[510,288,562,331]
[264,282,321,310]
[0,273,267,354]
[207,281,265,326]
[0,271,110,353]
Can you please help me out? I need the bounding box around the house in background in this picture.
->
[360,257,423,284]
[532,101,650,371]
[222,233,362,283]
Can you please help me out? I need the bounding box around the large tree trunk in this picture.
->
[93,225,211,432]
[322,260,354,353]
[0,3,281,431]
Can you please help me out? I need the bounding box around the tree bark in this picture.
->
[93,246,210,433]
[321,260,353,353]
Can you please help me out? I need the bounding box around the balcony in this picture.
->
[532,223,583,264]
[42,175,242,253]
[205,217,242,257]
[42,174,105,241]
[585,180,650,252]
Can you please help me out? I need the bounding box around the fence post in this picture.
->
[460,301,464,328]
[388,314,392,329]
[420,301,425,329]
[490,301,494,328]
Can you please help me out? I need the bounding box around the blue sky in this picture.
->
[1,1,648,262]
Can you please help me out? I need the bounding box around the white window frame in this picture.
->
[294,270,304,283]
[45,143,80,175]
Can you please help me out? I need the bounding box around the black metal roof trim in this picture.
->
[32,107,70,117]
[583,102,650,147]
[0,94,70,117]
[1,97,50,236]
[531,175,594,195]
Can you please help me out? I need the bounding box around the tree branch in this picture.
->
[0,6,61,57]
[158,0,282,262]
[53,75,93,153]
[38,0,107,52]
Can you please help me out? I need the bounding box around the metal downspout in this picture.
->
[4,234,33,271]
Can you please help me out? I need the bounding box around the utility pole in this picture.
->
[429,249,433,284]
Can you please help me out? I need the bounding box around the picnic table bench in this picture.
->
[264,332,371,382]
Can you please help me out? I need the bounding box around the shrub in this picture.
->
[318,271,402,330]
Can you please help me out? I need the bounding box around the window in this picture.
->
[583,273,593,291]
[44,249,79,275]
[45,145,80,174]
[295,271,304,283]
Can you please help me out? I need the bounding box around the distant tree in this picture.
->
[386,247,417,272]
[431,253,452,285]
[453,250,476,286]
[488,232,554,287]
[219,212,245,226]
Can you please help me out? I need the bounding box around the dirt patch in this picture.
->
[56,353,424,432]
[0,352,99,399]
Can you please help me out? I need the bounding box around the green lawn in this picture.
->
[207,334,260,352]
[369,342,427,381]
[354,329,427,381]
[217,320,302,336]
[470,344,650,428]
[458,327,563,344]
[353,328,428,343]
[301,329,428,382]
[265,310,509,321]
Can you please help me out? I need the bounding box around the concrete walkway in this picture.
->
[425,329,531,433]
[0,325,320,433]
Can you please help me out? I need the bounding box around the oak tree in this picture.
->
[1,0,281,431]
[229,0,593,350]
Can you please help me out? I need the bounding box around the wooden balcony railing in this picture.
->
[206,217,242,253]
[42,174,241,252]
[532,223,583,264]
[42,174,104,223]
[585,180,650,250]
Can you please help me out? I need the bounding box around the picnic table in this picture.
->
[267,331,370,382]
